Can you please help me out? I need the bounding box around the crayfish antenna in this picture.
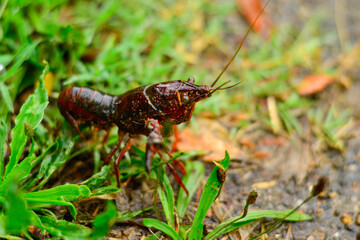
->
[210,0,270,88]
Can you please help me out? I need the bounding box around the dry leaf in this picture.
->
[251,152,269,158]
[252,180,277,189]
[176,118,242,161]
[297,75,335,95]
[236,0,271,37]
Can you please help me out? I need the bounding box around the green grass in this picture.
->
[0,0,348,239]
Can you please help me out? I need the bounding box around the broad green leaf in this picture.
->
[38,215,92,240]
[176,161,205,220]
[5,63,49,177]
[25,184,90,218]
[1,180,32,235]
[143,218,182,240]
[0,154,35,195]
[205,210,313,240]
[188,151,230,240]
[27,199,78,219]
[26,184,91,201]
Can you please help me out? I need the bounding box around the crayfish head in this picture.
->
[176,77,213,105]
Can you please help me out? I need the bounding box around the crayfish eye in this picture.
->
[187,77,195,83]
[181,93,190,103]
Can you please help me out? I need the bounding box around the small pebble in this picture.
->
[340,213,353,226]
[333,232,340,239]
[307,230,326,240]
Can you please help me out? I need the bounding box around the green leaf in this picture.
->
[0,154,35,195]
[0,82,13,113]
[25,184,91,218]
[27,199,78,219]
[26,184,91,202]
[143,218,182,240]
[5,63,49,177]
[38,215,92,240]
[188,152,230,240]
[1,179,32,235]
[205,210,312,240]
[176,161,205,220]
[91,201,117,239]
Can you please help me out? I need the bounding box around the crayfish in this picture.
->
[58,2,268,194]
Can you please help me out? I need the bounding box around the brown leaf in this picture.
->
[236,0,271,37]
[176,118,242,161]
[298,75,335,95]
[251,151,269,158]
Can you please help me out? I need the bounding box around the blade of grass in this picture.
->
[0,119,7,178]
[176,161,205,220]
[0,41,40,83]
[156,172,175,229]
[117,207,153,222]
[143,218,182,240]
[0,82,13,113]
[205,209,312,240]
[188,151,230,240]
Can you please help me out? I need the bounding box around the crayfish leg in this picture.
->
[101,129,111,145]
[164,149,186,175]
[114,137,134,188]
[171,125,179,152]
[61,110,82,136]
[146,119,188,195]
[104,131,124,164]
[159,151,189,195]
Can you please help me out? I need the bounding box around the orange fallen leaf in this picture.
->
[176,118,242,161]
[298,75,335,95]
[236,0,271,37]
[239,138,256,149]
[258,137,286,146]
[251,152,269,158]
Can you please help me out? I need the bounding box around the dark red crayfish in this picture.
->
[58,2,268,193]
